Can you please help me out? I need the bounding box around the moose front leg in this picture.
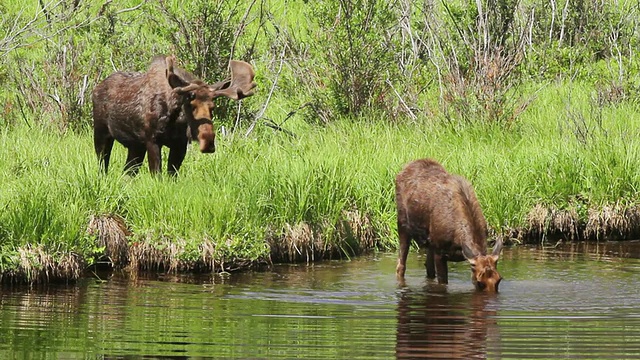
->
[396,226,411,280]
[425,246,436,279]
[167,143,187,176]
[146,142,162,174]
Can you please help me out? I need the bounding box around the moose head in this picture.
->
[462,239,504,292]
[165,56,257,154]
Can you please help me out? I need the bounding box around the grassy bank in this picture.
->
[1,80,640,283]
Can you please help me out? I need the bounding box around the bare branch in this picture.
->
[244,45,285,137]
[0,0,133,57]
[386,78,417,120]
[263,118,296,138]
[229,0,258,62]
[558,0,570,47]
[113,2,145,15]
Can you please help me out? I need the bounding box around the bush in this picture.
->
[306,0,399,117]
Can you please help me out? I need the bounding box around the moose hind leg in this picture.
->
[434,254,448,284]
[124,145,146,176]
[94,133,114,174]
[396,226,411,279]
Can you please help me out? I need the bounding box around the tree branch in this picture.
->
[244,44,285,137]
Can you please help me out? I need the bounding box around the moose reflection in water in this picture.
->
[395,285,500,359]
[395,158,503,291]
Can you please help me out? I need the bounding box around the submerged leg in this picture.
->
[434,254,448,284]
[425,246,436,279]
[396,226,411,279]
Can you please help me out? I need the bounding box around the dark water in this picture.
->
[2,242,640,359]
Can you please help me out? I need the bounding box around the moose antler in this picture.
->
[210,60,257,100]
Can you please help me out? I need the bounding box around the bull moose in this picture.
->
[92,55,256,175]
[395,158,503,292]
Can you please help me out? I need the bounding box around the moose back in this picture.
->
[395,158,503,292]
[92,55,256,175]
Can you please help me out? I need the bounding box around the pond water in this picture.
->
[2,241,640,359]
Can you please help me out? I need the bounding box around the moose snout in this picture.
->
[196,122,216,153]
[200,139,215,153]
[477,275,502,293]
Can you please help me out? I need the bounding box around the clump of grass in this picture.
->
[4,245,82,283]
[584,204,640,241]
[508,202,640,244]
[267,209,379,264]
[87,214,130,267]
[338,209,377,253]
[127,240,162,273]
[525,204,549,241]
[272,222,317,263]
[521,204,580,243]
[127,235,265,274]
[550,208,581,241]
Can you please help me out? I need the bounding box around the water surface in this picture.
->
[2,241,640,359]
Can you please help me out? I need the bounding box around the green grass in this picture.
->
[1,80,640,281]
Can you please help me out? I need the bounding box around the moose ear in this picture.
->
[491,238,503,257]
[461,242,477,261]
[164,55,191,91]
[172,83,200,95]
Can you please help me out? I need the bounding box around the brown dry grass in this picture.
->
[87,214,130,267]
[525,203,549,240]
[272,222,321,263]
[511,203,640,244]
[127,239,167,272]
[584,204,640,240]
[268,210,380,263]
[3,245,82,283]
[127,235,260,275]
[339,209,376,250]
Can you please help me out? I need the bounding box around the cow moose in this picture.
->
[395,158,503,292]
[92,55,256,175]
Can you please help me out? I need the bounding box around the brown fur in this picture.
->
[92,55,256,175]
[395,158,503,292]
